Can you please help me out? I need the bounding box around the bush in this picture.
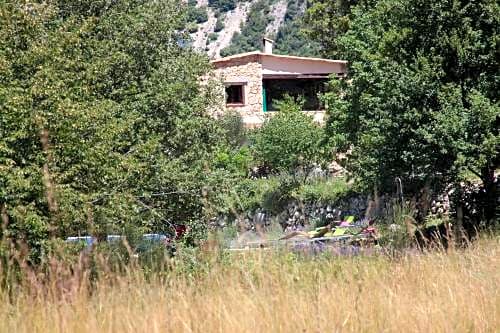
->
[218,110,246,147]
[214,147,253,177]
[294,177,350,202]
[0,0,223,258]
[187,5,209,24]
[214,18,225,32]
[187,22,199,33]
[208,32,218,42]
[208,0,237,12]
[251,95,329,178]
[217,178,280,214]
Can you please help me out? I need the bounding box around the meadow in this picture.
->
[0,238,498,333]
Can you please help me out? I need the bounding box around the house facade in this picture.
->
[211,39,347,127]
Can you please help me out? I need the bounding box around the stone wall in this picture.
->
[214,57,265,127]
[210,191,456,232]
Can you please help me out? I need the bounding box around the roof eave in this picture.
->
[211,51,347,65]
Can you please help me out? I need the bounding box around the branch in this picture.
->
[467,167,482,180]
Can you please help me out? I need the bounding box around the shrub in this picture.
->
[187,5,209,24]
[0,0,223,257]
[294,177,350,202]
[187,22,199,33]
[208,32,218,42]
[251,95,329,178]
[208,0,237,12]
[214,18,225,32]
[218,110,246,147]
[214,147,253,177]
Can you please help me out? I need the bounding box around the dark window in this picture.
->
[225,85,244,105]
[263,78,327,111]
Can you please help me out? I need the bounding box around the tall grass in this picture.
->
[0,238,498,333]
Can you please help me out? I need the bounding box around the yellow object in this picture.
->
[307,227,329,238]
[344,216,355,224]
[332,228,347,236]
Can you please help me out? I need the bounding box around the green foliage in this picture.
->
[212,177,278,215]
[214,147,253,177]
[274,0,321,57]
[0,0,224,256]
[220,0,273,57]
[187,22,199,33]
[218,109,247,147]
[209,0,237,13]
[215,175,351,216]
[320,0,499,209]
[261,174,299,213]
[214,18,225,32]
[294,177,350,202]
[251,96,329,176]
[208,32,219,42]
[187,5,209,24]
[305,0,371,57]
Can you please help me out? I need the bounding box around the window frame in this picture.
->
[224,82,246,107]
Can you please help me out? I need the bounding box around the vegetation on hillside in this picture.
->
[220,0,273,57]
[209,0,238,13]
[274,0,321,56]
[187,4,209,24]
[218,0,321,57]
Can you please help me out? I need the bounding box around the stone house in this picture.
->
[211,38,347,127]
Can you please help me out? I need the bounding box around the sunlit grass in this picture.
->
[0,238,498,333]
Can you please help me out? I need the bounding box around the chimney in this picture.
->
[262,38,274,54]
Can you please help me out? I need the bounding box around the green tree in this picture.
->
[0,0,223,256]
[187,5,209,24]
[305,0,372,57]
[320,0,499,223]
[220,0,272,57]
[252,96,328,178]
[274,0,321,57]
[214,18,225,32]
[208,0,237,13]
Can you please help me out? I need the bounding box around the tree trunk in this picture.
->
[481,166,497,226]
[455,184,464,243]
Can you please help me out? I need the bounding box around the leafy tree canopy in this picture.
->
[220,0,273,57]
[305,0,371,57]
[0,0,224,255]
[209,0,237,13]
[319,0,499,222]
[274,0,321,57]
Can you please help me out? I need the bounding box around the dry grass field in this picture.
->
[0,238,498,333]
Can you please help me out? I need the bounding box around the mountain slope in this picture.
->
[187,0,320,59]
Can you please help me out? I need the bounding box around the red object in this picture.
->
[174,225,187,239]
[364,226,377,235]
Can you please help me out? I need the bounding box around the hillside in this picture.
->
[186,0,321,58]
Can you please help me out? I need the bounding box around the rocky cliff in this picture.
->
[186,0,318,59]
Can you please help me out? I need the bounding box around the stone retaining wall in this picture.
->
[211,191,454,232]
